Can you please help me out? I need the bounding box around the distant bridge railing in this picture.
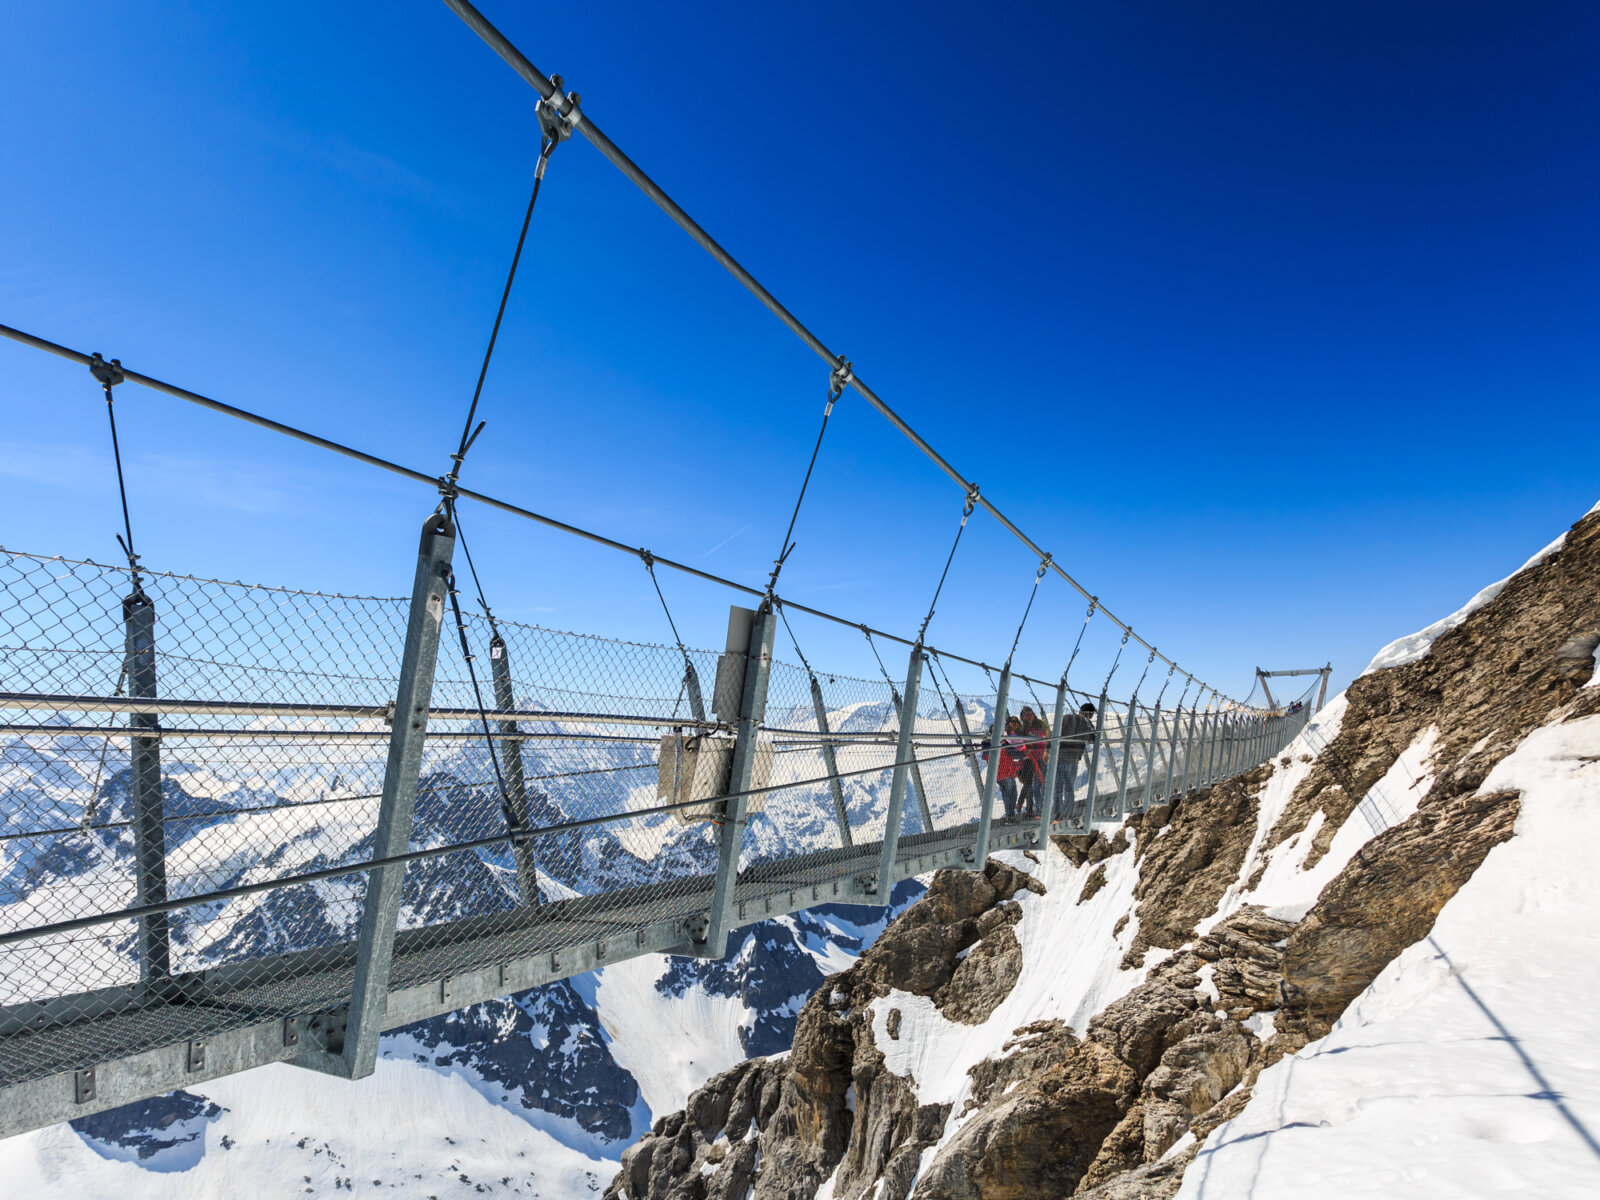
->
[0,536,1311,1137]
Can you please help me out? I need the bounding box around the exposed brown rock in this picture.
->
[1078,864,1109,904]
[1120,766,1269,968]
[1267,507,1600,868]
[919,1024,1138,1200]
[1280,787,1520,1037]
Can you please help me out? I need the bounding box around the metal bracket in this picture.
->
[829,358,853,401]
[440,977,454,1007]
[88,352,124,389]
[283,1015,304,1048]
[684,912,710,944]
[186,1039,207,1072]
[74,1066,96,1105]
[537,75,582,144]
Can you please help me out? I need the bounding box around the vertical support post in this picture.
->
[1139,703,1164,811]
[123,588,170,990]
[702,603,776,958]
[343,512,454,1079]
[1179,702,1202,796]
[888,681,936,837]
[972,667,1011,868]
[809,675,853,847]
[489,634,540,906]
[1112,698,1139,819]
[949,691,988,797]
[1316,665,1331,713]
[875,645,925,895]
[1036,676,1069,845]
[1080,690,1109,830]
[1159,704,1184,804]
[1207,709,1226,785]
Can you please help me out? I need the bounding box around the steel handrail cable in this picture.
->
[0,737,1021,949]
[0,322,1261,710]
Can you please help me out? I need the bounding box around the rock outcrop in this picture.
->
[610,506,1600,1200]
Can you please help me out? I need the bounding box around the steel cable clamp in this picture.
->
[537,75,582,146]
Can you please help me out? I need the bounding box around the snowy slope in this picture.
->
[1181,713,1600,1198]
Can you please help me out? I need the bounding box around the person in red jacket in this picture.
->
[983,715,1024,822]
[1019,708,1051,820]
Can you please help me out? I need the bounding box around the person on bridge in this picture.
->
[1056,702,1098,822]
[1017,707,1050,820]
[984,716,1024,822]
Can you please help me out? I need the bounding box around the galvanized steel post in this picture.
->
[809,675,853,847]
[1139,703,1164,811]
[702,603,777,957]
[1080,691,1109,830]
[489,634,540,906]
[875,645,925,895]
[1112,698,1139,819]
[1036,676,1069,844]
[949,690,988,796]
[1160,704,1184,804]
[972,667,1011,868]
[123,587,170,989]
[341,511,455,1079]
[888,681,936,839]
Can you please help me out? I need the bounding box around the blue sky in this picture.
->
[1,0,1594,704]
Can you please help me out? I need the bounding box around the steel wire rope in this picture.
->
[435,0,1261,707]
[0,322,1264,710]
[0,737,1008,948]
[765,360,851,597]
[81,353,144,830]
[915,488,979,646]
[640,550,704,722]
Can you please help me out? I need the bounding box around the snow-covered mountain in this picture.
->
[605,500,1600,1200]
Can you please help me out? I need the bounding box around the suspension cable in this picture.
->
[916,485,979,645]
[1129,647,1158,702]
[1005,554,1052,668]
[766,359,850,597]
[444,506,537,895]
[445,136,560,496]
[1103,629,1131,694]
[82,352,142,831]
[641,549,705,722]
[1061,598,1097,694]
[861,627,902,704]
[1153,662,1177,707]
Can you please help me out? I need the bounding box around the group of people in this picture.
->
[980,701,1098,825]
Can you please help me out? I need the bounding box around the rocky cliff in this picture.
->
[605,504,1600,1200]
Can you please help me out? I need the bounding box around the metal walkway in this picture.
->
[0,544,1315,1136]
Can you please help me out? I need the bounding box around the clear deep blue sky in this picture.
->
[1,1,1595,703]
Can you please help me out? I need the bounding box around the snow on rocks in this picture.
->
[1181,714,1600,1199]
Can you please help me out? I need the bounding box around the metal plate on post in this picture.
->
[74,1067,96,1105]
[187,1039,206,1073]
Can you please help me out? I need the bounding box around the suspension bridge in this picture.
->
[0,0,1327,1140]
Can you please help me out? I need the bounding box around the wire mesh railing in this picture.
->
[0,543,1309,1117]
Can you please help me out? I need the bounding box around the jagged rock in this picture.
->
[1078,863,1108,904]
[1139,1025,1253,1160]
[1281,786,1521,1034]
[915,1030,1137,1200]
[1071,1151,1197,1200]
[1265,506,1600,868]
[1120,768,1268,967]
[937,924,1023,1025]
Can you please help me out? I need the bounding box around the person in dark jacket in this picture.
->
[1055,701,1098,821]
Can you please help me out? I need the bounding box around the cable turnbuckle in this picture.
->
[537,75,582,145]
[89,353,124,390]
